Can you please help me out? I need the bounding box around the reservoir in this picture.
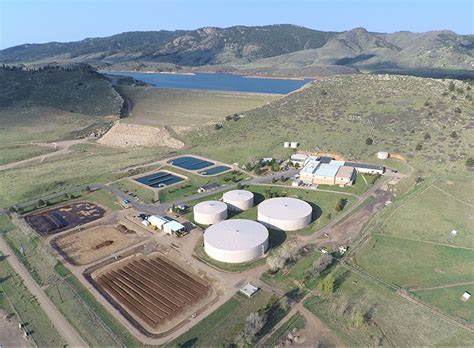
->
[106,71,313,94]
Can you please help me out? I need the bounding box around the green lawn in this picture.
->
[158,167,248,203]
[111,178,156,203]
[86,189,122,211]
[303,265,474,346]
[316,173,378,195]
[413,284,474,323]
[0,252,66,347]
[380,185,474,248]
[170,291,272,347]
[355,234,474,289]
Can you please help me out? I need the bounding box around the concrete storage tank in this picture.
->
[193,201,227,225]
[223,190,254,211]
[204,219,269,263]
[258,197,312,231]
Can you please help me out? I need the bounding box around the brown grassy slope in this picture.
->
[188,74,474,175]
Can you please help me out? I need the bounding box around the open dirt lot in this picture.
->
[53,224,146,265]
[92,253,212,334]
[25,202,106,235]
[97,122,184,148]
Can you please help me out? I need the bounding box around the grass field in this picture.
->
[86,189,122,211]
[0,107,105,147]
[0,144,56,165]
[380,185,473,248]
[0,143,168,208]
[0,252,66,347]
[355,234,474,289]
[263,312,305,347]
[261,247,323,291]
[413,284,474,323]
[170,291,272,347]
[303,265,474,346]
[117,86,279,129]
[111,178,156,203]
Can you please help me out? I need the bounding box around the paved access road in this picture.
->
[0,238,87,347]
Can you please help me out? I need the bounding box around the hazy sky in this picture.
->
[1,0,472,49]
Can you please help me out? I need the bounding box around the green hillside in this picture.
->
[0,65,123,116]
[188,74,474,174]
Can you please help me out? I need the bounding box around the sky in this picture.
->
[0,0,472,49]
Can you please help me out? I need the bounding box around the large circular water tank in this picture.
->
[193,201,227,225]
[223,190,254,211]
[204,219,269,263]
[258,197,312,231]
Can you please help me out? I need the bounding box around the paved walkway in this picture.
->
[0,238,87,347]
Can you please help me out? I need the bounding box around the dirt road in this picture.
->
[0,139,88,172]
[0,238,87,347]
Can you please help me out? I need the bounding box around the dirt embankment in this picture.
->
[97,122,184,148]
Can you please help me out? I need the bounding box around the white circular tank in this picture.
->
[223,190,254,211]
[193,201,227,225]
[204,219,269,263]
[377,151,389,160]
[258,197,312,231]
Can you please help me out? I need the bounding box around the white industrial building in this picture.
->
[258,197,312,231]
[193,200,228,225]
[223,190,254,211]
[147,215,170,229]
[204,219,269,263]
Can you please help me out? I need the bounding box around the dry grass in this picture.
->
[117,86,279,129]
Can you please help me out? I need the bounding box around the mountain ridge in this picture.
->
[1,24,472,75]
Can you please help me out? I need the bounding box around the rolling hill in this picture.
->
[1,25,472,75]
[188,74,474,174]
[0,64,123,115]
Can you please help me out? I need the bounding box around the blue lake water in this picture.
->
[106,71,312,94]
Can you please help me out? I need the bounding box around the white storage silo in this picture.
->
[258,197,312,231]
[223,190,254,211]
[204,219,269,263]
[193,201,228,225]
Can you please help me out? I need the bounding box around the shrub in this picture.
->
[466,157,474,168]
[450,131,458,139]
[365,137,373,145]
[448,81,455,92]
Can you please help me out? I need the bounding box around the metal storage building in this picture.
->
[258,197,312,231]
[193,201,228,225]
[223,190,254,211]
[204,219,269,263]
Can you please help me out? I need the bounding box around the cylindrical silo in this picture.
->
[204,219,269,263]
[258,197,312,231]
[193,201,227,225]
[223,190,254,211]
